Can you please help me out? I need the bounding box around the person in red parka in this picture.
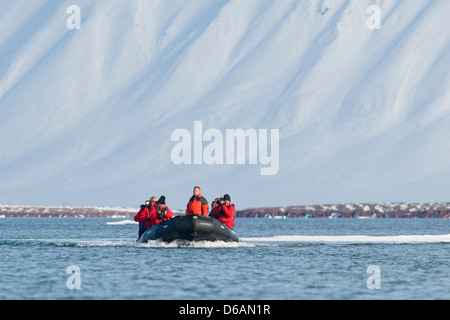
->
[134,196,158,238]
[186,186,209,216]
[212,194,236,229]
[149,196,173,225]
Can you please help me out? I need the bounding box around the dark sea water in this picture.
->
[1,217,449,300]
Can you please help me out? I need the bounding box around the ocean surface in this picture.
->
[1,217,449,300]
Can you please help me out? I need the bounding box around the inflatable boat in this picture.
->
[138,214,239,243]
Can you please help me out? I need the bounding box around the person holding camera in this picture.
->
[212,194,236,229]
[149,196,173,225]
[134,196,158,238]
[210,197,223,216]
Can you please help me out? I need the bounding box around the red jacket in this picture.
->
[134,204,172,229]
[134,206,153,229]
[212,204,236,229]
[186,193,209,216]
[149,204,173,225]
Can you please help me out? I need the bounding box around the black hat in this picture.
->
[223,194,231,201]
[157,196,166,205]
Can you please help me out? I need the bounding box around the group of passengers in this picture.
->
[134,186,236,238]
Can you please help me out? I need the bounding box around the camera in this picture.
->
[215,198,225,206]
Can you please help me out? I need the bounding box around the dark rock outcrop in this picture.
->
[236,203,450,218]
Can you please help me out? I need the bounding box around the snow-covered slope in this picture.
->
[1,0,450,209]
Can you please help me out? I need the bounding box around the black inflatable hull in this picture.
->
[139,215,239,243]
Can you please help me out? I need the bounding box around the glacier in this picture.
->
[1,0,450,209]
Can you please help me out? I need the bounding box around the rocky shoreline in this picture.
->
[237,203,450,218]
[1,203,450,218]
[0,205,185,218]
[0,205,137,218]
